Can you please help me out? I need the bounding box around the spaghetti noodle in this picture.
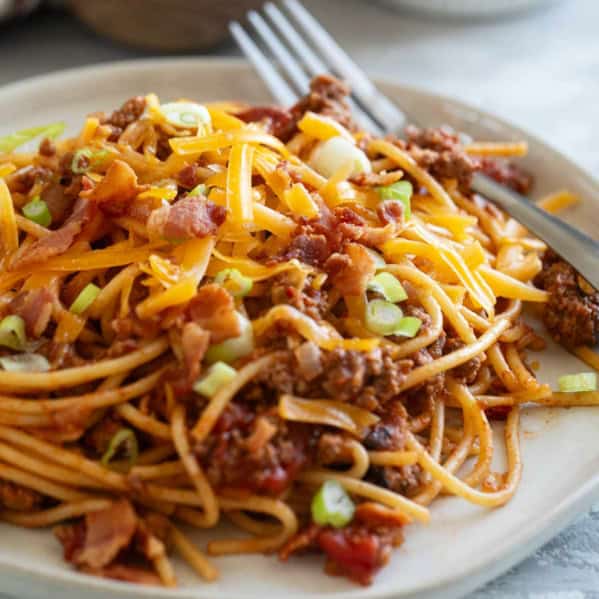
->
[0,75,597,587]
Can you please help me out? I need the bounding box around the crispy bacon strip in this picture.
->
[186,284,241,344]
[61,499,138,570]
[85,160,141,216]
[162,196,226,241]
[9,288,54,337]
[10,198,96,270]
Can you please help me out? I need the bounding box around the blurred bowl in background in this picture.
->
[0,0,40,22]
[377,0,561,18]
[69,0,263,51]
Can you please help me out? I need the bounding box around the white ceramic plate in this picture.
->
[377,0,560,18]
[1,58,599,599]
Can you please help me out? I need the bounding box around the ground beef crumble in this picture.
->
[535,249,599,347]
[100,96,146,142]
[194,403,315,495]
[237,74,354,142]
[0,480,44,511]
[256,346,411,410]
[405,125,478,192]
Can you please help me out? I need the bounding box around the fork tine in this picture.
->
[247,10,310,94]
[232,6,383,136]
[229,21,298,106]
[262,2,384,135]
[263,2,327,77]
[282,0,408,133]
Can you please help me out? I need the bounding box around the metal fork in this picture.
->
[230,0,599,290]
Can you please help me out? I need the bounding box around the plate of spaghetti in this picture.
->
[1,58,599,599]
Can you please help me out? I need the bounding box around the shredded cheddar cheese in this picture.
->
[226,144,255,226]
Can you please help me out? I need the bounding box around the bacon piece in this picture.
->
[85,160,140,216]
[128,196,156,224]
[186,284,241,344]
[284,233,330,267]
[80,564,162,586]
[336,206,399,246]
[162,196,226,241]
[0,480,43,511]
[10,198,96,270]
[41,182,75,225]
[181,322,210,382]
[55,500,163,585]
[55,520,86,562]
[325,243,375,296]
[9,288,53,337]
[73,500,138,569]
[345,223,398,247]
[377,200,404,226]
[177,163,202,189]
[350,171,403,188]
[236,105,296,141]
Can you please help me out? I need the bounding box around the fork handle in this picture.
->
[471,172,599,290]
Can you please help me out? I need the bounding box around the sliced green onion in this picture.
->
[205,313,255,365]
[364,247,386,271]
[310,136,371,178]
[189,183,207,196]
[70,283,101,315]
[392,316,422,338]
[101,428,138,469]
[181,112,198,125]
[0,315,26,350]
[194,361,237,397]
[0,353,50,372]
[215,268,253,298]
[367,272,407,303]
[22,198,51,227]
[558,372,597,393]
[0,122,65,153]
[71,148,93,174]
[311,480,355,528]
[90,149,110,166]
[160,102,211,129]
[377,180,413,220]
[71,148,110,175]
[365,299,403,336]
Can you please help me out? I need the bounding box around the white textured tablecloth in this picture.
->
[0,0,598,596]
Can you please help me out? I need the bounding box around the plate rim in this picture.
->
[0,55,598,599]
